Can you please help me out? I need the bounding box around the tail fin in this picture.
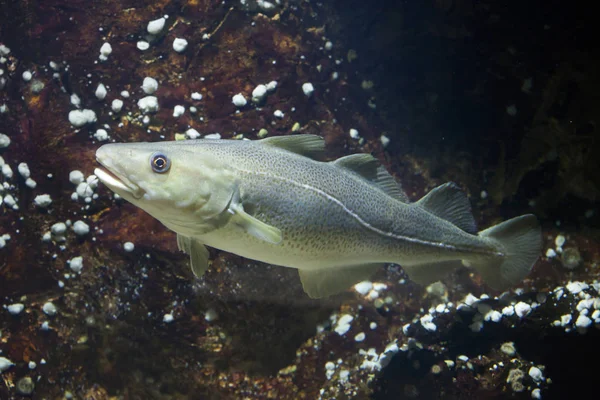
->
[473,214,542,290]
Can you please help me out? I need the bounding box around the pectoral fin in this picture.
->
[298,264,382,298]
[177,234,210,278]
[229,202,282,244]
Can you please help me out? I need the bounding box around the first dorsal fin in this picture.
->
[415,182,477,234]
[260,134,325,159]
[332,154,410,202]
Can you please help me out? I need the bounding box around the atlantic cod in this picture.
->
[94,134,542,298]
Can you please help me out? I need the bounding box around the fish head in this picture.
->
[94,141,237,234]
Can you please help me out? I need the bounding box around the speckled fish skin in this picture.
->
[95,135,542,298]
[181,141,481,266]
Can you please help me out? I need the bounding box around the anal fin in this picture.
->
[298,264,382,298]
[402,261,462,286]
[177,234,210,278]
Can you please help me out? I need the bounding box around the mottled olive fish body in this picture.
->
[95,135,542,298]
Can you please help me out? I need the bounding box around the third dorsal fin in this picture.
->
[415,182,477,233]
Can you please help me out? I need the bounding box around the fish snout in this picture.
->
[95,143,121,167]
[94,144,144,199]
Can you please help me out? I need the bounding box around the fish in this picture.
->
[94,134,542,298]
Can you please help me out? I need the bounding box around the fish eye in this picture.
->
[150,152,171,173]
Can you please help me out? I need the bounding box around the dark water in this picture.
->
[0,1,598,399]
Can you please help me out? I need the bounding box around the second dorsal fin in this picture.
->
[333,153,409,202]
[260,134,325,159]
[333,153,379,180]
[415,182,477,234]
[375,166,410,203]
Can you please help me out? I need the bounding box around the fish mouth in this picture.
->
[94,159,144,199]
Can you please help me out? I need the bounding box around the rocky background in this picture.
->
[0,0,598,399]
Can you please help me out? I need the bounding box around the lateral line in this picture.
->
[239,169,489,253]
